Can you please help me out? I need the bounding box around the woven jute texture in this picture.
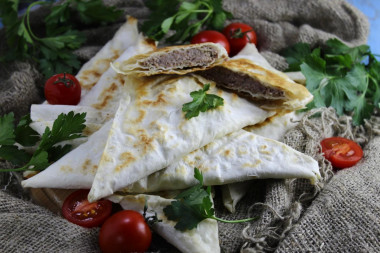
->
[1,1,378,252]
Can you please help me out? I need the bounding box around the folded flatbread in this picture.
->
[76,16,142,96]
[121,129,319,193]
[197,44,313,111]
[79,33,156,112]
[245,111,303,141]
[21,123,319,191]
[108,194,220,253]
[88,74,274,201]
[22,121,112,189]
[111,42,228,76]
[221,111,305,213]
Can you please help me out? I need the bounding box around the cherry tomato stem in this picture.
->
[222,22,257,56]
[44,73,81,105]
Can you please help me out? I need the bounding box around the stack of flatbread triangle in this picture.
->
[22,17,320,252]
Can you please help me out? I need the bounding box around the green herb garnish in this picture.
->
[182,83,224,119]
[163,168,257,231]
[141,0,233,43]
[0,0,122,77]
[0,112,86,172]
[281,38,380,125]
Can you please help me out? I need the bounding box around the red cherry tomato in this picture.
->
[99,210,152,253]
[62,189,112,228]
[222,22,257,56]
[44,73,81,105]
[320,137,363,170]
[190,30,230,55]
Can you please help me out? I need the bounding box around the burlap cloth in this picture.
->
[1,0,379,252]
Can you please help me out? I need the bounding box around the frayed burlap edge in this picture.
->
[239,107,380,252]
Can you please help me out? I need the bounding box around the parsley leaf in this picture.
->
[0,113,16,145]
[0,112,86,172]
[163,168,257,231]
[0,145,31,166]
[141,0,233,43]
[280,43,311,71]
[37,111,86,152]
[0,113,36,166]
[0,0,122,77]
[182,84,224,119]
[15,114,40,147]
[282,38,380,125]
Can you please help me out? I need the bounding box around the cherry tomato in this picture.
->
[222,22,257,56]
[99,210,152,253]
[62,189,112,228]
[190,30,230,55]
[44,73,81,105]
[320,137,363,170]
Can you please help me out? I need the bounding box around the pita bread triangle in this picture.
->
[108,194,220,253]
[120,129,320,193]
[21,125,319,190]
[87,74,275,201]
[22,121,112,189]
[76,16,142,96]
[79,30,156,112]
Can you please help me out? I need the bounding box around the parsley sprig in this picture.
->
[163,168,257,231]
[281,39,380,125]
[0,0,122,77]
[0,112,86,172]
[182,83,224,119]
[141,0,232,43]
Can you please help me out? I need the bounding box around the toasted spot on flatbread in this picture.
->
[81,159,97,175]
[79,69,103,89]
[116,74,126,86]
[82,125,101,136]
[259,145,272,155]
[183,155,196,167]
[140,93,167,107]
[91,82,118,109]
[132,129,154,154]
[232,93,239,101]
[60,165,73,173]
[143,38,156,48]
[111,49,121,60]
[132,109,146,124]
[243,160,262,168]
[136,83,149,97]
[115,152,136,173]
[175,165,188,176]
[198,165,210,173]
[223,149,232,158]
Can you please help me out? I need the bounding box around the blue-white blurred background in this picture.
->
[347,0,380,54]
[0,1,379,53]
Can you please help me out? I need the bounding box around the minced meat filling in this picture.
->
[198,67,285,99]
[140,46,218,69]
